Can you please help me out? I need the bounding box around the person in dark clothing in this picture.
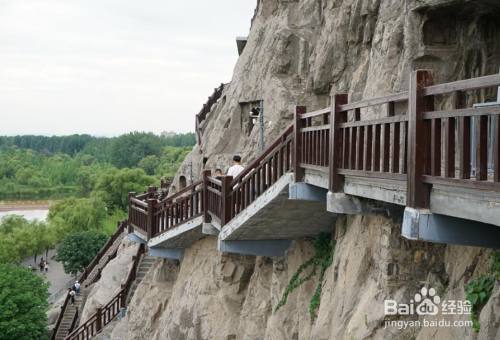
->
[68,288,76,305]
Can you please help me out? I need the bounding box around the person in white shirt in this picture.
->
[227,155,244,178]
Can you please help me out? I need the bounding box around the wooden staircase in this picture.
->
[52,228,126,340]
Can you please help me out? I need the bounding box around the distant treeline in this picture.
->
[0,131,195,158]
[0,132,194,200]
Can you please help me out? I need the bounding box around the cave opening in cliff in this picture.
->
[179,175,187,189]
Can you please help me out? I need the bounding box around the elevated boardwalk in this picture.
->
[128,70,500,257]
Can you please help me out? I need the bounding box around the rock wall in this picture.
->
[107,1,500,339]
[114,215,497,340]
[80,237,138,323]
[172,0,500,190]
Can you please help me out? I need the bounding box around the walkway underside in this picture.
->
[220,173,335,241]
[148,216,204,249]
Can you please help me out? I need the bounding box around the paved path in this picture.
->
[22,249,74,303]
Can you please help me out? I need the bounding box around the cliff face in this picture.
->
[112,216,497,340]
[111,1,500,339]
[173,0,500,187]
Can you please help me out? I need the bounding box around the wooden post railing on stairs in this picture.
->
[51,221,126,340]
[64,244,145,340]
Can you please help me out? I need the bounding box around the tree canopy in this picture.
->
[0,264,49,340]
[55,231,108,276]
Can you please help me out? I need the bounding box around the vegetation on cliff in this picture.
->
[465,252,500,331]
[275,233,335,320]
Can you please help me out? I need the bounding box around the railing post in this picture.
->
[127,192,135,232]
[221,176,233,226]
[147,186,156,199]
[96,306,103,332]
[293,106,307,182]
[407,70,434,208]
[329,94,349,192]
[120,284,127,307]
[147,199,155,240]
[202,170,211,223]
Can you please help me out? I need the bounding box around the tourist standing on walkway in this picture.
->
[227,155,244,178]
[44,261,49,273]
[74,281,81,296]
[39,258,45,272]
[68,288,76,305]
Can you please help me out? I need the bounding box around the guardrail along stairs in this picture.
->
[52,222,127,340]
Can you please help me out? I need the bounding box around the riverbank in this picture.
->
[0,200,52,212]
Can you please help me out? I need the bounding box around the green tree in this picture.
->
[109,132,163,168]
[55,231,108,275]
[138,155,160,175]
[93,168,154,210]
[48,198,107,238]
[0,264,49,340]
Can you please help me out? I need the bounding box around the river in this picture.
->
[0,209,49,221]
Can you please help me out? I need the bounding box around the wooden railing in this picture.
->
[64,244,145,340]
[51,221,126,340]
[330,92,410,189]
[204,174,224,225]
[295,106,331,176]
[416,71,500,205]
[230,125,294,219]
[128,70,500,239]
[326,70,500,208]
[152,181,203,236]
[128,182,204,239]
[203,125,294,226]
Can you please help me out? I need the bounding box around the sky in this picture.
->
[0,0,256,136]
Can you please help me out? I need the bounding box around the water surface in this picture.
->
[0,209,49,221]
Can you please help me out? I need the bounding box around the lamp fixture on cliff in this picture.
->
[249,100,265,151]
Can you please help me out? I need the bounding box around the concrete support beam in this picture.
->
[128,232,147,245]
[402,207,500,249]
[327,192,364,214]
[218,239,292,257]
[343,176,407,206]
[430,186,500,227]
[304,169,329,189]
[202,223,219,236]
[148,247,184,260]
[289,182,327,201]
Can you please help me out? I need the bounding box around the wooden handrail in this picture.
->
[231,124,294,185]
[163,180,203,203]
[52,221,126,340]
[65,244,145,340]
[423,73,500,96]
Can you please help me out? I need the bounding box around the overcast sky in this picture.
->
[0,1,256,136]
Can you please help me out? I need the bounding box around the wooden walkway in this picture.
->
[129,71,500,244]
